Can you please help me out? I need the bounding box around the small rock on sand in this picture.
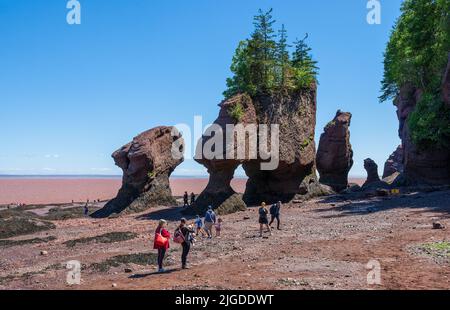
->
[40,251,48,256]
[433,222,445,230]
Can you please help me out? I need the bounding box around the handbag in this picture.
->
[155,232,168,248]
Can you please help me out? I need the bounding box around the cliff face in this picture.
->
[316,110,353,192]
[92,126,184,218]
[390,80,450,185]
[193,86,321,213]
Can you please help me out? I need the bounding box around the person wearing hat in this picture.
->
[258,202,272,237]
[204,205,216,239]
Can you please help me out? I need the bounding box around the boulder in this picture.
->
[316,110,353,191]
[383,145,404,179]
[92,126,184,218]
[363,158,381,187]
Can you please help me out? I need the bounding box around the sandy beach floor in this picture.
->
[0,188,449,290]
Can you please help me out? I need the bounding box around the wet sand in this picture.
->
[0,177,365,205]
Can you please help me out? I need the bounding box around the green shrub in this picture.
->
[228,103,245,123]
[408,93,450,150]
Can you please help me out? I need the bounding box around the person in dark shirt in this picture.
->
[258,202,272,237]
[269,201,282,230]
[190,192,196,206]
[178,218,195,269]
[183,192,189,207]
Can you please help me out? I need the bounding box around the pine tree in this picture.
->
[223,9,319,98]
[292,34,318,89]
[250,8,277,92]
[276,24,293,89]
[223,40,256,98]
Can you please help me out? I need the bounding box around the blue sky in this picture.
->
[0,0,403,177]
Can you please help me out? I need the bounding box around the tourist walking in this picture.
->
[215,218,223,237]
[204,206,216,239]
[258,202,272,237]
[154,219,170,273]
[176,218,195,269]
[183,192,189,207]
[83,200,89,216]
[195,215,206,237]
[190,192,196,206]
[269,201,282,230]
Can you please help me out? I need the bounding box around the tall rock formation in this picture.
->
[242,89,320,204]
[193,86,324,213]
[383,145,404,179]
[363,158,381,187]
[92,126,184,218]
[316,110,353,192]
[192,94,256,215]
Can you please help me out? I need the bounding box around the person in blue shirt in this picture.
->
[204,206,216,239]
[194,215,206,237]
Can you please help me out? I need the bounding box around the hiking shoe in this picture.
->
[158,268,165,273]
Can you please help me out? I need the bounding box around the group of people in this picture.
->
[258,201,282,237]
[154,194,282,273]
[153,206,222,273]
[183,191,196,207]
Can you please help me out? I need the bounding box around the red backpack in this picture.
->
[173,228,185,244]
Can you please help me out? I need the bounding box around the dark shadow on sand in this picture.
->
[129,268,180,278]
[314,190,450,219]
[135,205,196,221]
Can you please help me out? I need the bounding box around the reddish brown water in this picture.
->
[0,177,365,205]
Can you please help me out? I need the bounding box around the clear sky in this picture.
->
[0,0,403,177]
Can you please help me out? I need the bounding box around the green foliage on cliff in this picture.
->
[380,0,450,102]
[224,9,318,99]
[228,102,245,123]
[380,0,450,149]
[408,93,450,150]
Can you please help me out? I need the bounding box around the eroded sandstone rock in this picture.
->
[193,86,323,213]
[383,145,404,179]
[316,110,353,192]
[363,158,381,187]
[92,126,184,218]
[393,85,450,185]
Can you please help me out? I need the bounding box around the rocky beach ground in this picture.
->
[0,187,449,290]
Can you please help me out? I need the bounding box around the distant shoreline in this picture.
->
[0,176,366,205]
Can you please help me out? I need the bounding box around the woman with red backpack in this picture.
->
[154,219,170,273]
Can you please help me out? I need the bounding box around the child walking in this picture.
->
[215,218,223,238]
